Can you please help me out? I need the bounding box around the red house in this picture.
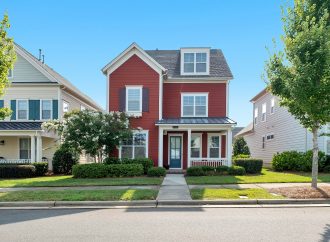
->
[102,43,236,170]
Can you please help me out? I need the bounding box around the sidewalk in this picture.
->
[157,174,192,201]
[189,182,330,189]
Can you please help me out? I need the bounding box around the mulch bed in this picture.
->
[269,186,330,199]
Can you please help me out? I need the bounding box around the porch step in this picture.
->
[166,169,185,174]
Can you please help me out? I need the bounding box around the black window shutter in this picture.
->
[142,87,149,112]
[119,87,126,112]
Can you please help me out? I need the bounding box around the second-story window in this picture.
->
[63,101,69,113]
[254,108,258,125]
[41,100,52,120]
[181,93,208,117]
[181,49,209,75]
[17,100,28,120]
[270,98,275,114]
[262,103,266,122]
[126,87,142,114]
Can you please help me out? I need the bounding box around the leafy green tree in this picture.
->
[0,14,16,119]
[43,110,132,162]
[265,0,330,188]
[233,137,250,157]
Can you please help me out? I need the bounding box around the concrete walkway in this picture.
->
[0,185,159,192]
[157,174,192,201]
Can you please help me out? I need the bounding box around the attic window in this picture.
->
[180,48,210,75]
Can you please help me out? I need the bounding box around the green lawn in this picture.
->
[186,168,330,185]
[0,176,163,187]
[190,188,283,200]
[0,189,158,201]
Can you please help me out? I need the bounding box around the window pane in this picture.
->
[209,148,219,158]
[127,100,140,111]
[191,136,201,148]
[184,63,194,73]
[183,106,194,116]
[195,96,206,105]
[63,101,69,113]
[184,53,194,62]
[18,100,27,110]
[42,110,51,120]
[134,147,146,158]
[121,147,133,159]
[19,138,30,159]
[196,53,206,62]
[42,100,51,110]
[134,133,146,145]
[191,148,200,158]
[183,96,194,105]
[195,106,206,116]
[18,110,27,120]
[209,136,219,148]
[196,63,206,72]
[127,88,141,112]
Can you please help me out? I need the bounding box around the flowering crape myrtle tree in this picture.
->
[0,14,16,119]
[43,110,132,162]
[265,0,330,188]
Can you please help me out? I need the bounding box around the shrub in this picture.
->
[323,165,330,173]
[233,137,250,156]
[103,157,121,164]
[107,164,144,177]
[216,165,229,175]
[0,165,36,178]
[228,166,246,175]
[186,166,205,176]
[33,162,48,176]
[147,167,166,177]
[121,158,153,174]
[234,158,263,174]
[72,164,108,178]
[234,154,250,159]
[52,145,79,174]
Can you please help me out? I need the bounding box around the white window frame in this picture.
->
[19,138,31,160]
[180,48,210,75]
[40,99,52,121]
[270,98,275,114]
[63,100,69,113]
[126,86,143,115]
[207,133,221,158]
[266,133,275,141]
[261,103,266,122]
[8,69,13,79]
[181,93,208,117]
[119,130,149,159]
[254,107,258,125]
[16,99,29,121]
[190,133,202,158]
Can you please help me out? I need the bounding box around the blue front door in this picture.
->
[169,136,182,168]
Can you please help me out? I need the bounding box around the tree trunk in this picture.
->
[311,127,319,189]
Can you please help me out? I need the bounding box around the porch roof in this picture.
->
[156,117,236,125]
[0,122,43,131]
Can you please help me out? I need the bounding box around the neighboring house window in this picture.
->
[183,53,195,73]
[63,101,69,113]
[254,108,258,125]
[80,105,86,111]
[17,100,28,120]
[262,136,265,149]
[8,69,13,78]
[19,138,31,160]
[261,103,266,122]
[191,133,202,158]
[126,87,142,114]
[266,133,274,141]
[41,100,52,120]
[181,93,208,117]
[270,98,275,114]
[181,49,209,75]
[208,134,220,158]
[120,131,148,159]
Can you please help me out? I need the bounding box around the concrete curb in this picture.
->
[0,199,329,208]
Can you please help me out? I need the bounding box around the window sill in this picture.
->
[126,112,142,118]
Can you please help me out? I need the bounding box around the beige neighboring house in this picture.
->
[236,88,330,166]
[0,43,102,169]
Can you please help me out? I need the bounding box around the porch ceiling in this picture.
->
[156,117,236,125]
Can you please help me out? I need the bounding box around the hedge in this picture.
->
[233,158,263,174]
[186,166,206,176]
[104,157,153,174]
[147,167,166,177]
[72,163,144,178]
[228,166,246,175]
[215,165,229,175]
[0,165,36,178]
[33,162,48,176]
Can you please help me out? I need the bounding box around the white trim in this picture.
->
[180,48,210,75]
[207,133,222,159]
[270,98,275,115]
[57,87,62,120]
[261,103,267,122]
[226,81,229,117]
[106,71,110,112]
[16,99,29,121]
[159,74,163,120]
[190,133,202,158]
[226,129,232,166]
[168,133,183,169]
[119,130,149,159]
[40,99,53,121]
[158,127,163,167]
[102,43,165,75]
[181,93,209,117]
[125,86,143,116]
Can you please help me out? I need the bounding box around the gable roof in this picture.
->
[250,88,268,102]
[14,43,103,111]
[235,122,254,137]
[146,49,233,79]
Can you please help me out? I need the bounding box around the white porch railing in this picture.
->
[190,158,229,167]
[0,159,48,164]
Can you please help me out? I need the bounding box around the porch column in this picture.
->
[36,135,42,162]
[187,128,191,168]
[158,127,163,167]
[227,128,233,166]
[30,136,36,163]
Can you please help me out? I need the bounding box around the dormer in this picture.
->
[180,47,210,76]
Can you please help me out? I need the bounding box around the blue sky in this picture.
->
[1,0,286,127]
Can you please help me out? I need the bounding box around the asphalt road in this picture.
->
[0,207,329,242]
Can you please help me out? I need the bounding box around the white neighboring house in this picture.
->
[236,88,330,166]
[0,43,103,169]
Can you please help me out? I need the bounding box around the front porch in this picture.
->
[156,118,235,170]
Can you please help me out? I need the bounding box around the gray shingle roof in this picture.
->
[156,117,236,125]
[145,49,233,79]
[0,122,43,131]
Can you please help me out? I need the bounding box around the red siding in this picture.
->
[109,54,160,165]
[163,83,227,118]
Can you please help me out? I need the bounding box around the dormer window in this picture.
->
[180,48,210,75]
